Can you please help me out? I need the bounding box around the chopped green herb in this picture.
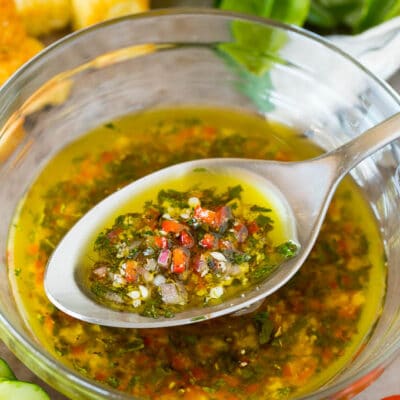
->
[276,241,299,258]
[104,122,116,130]
[9,107,381,400]
[251,263,276,281]
[87,184,292,316]
[254,311,274,345]
[117,338,144,355]
[255,214,273,227]
[227,184,243,200]
[106,376,120,388]
[250,205,272,212]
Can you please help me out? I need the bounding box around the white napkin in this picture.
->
[329,16,400,80]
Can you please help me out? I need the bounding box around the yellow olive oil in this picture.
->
[8,107,386,399]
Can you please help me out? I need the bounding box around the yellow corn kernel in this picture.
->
[14,0,72,37]
[0,0,43,85]
[71,0,149,30]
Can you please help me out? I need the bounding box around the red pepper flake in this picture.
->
[194,206,216,226]
[171,354,193,371]
[95,371,107,381]
[154,236,168,249]
[180,230,194,248]
[248,221,259,235]
[172,247,190,273]
[199,233,217,249]
[161,219,186,233]
[202,126,216,139]
[100,151,114,163]
[125,260,137,283]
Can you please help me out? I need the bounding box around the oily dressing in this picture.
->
[8,107,385,399]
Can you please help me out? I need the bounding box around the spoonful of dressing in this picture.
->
[45,112,400,328]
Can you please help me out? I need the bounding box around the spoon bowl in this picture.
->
[44,111,400,328]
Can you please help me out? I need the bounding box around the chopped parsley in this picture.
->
[88,185,297,316]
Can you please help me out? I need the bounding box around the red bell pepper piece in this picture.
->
[180,230,194,248]
[154,236,168,249]
[199,233,217,249]
[172,247,190,273]
[161,220,186,233]
[248,221,259,234]
[194,206,216,225]
[125,260,137,283]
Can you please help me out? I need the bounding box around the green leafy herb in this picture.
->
[163,309,175,318]
[219,0,310,27]
[255,214,273,227]
[250,205,272,212]
[218,0,400,34]
[94,233,112,253]
[104,122,116,130]
[251,263,276,281]
[157,189,187,208]
[277,386,293,397]
[128,376,141,389]
[231,252,252,264]
[107,376,120,388]
[308,0,400,33]
[141,301,160,319]
[227,184,243,200]
[254,311,274,344]
[117,338,144,355]
[276,240,299,258]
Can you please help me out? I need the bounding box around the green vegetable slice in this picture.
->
[0,380,50,400]
[219,0,400,34]
[357,0,400,32]
[217,0,310,113]
[307,0,400,33]
[269,0,311,26]
[218,0,275,17]
[219,0,310,26]
[0,359,16,381]
[307,2,338,29]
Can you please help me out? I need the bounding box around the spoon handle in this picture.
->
[330,112,400,178]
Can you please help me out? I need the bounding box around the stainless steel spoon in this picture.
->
[45,112,400,328]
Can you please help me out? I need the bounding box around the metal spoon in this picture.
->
[45,112,400,328]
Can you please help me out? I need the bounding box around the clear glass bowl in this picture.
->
[1,9,400,400]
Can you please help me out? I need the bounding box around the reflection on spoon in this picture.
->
[45,112,400,328]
